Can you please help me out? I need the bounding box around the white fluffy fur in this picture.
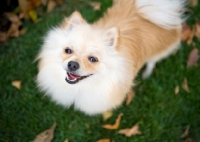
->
[136,0,185,29]
[37,25,133,115]
[37,0,184,115]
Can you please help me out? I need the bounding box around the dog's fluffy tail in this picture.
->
[135,0,186,29]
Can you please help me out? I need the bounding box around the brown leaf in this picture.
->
[182,78,190,93]
[102,110,113,121]
[181,138,193,142]
[18,0,29,17]
[0,32,8,42]
[96,139,111,142]
[126,89,135,105]
[89,2,101,10]
[181,125,190,138]
[28,0,42,11]
[187,48,199,67]
[41,0,48,5]
[118,123,142,137]
[12,80,22,89]
[47,0,57,13]
[194,22,200,40]
[187,28,195,45]
[181,24,192,41]
[34,123,56,142]
[175,85,179,95]
[7,23,20,37]
[189,0,198,7]
[5,12,20,23]
[19,29,26,35]
[181,23,195,45]
[102,113,123,130]
[55,0,63,5]
[113,0,118,4]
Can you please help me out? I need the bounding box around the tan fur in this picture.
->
[93,0,181,76]
[79,57,98,72]
[62,51,74,61]
[60,11,86,28]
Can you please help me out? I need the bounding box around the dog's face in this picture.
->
[60,12,119,84]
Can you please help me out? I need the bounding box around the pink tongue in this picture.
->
[68,73,81,80]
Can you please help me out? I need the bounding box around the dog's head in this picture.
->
[60,11,119,84]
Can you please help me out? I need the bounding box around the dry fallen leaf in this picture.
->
[28,10,38,22]
[189,0,198,7]
[181,138,193,142]
[0,32,7,42]
[102,113,123,130]
[47,0,57,13]
[96,139,111,142]
[18,0,29,17]
[181,23,194,45]
[89,2,101,10]
[194,22,200,40]
[126,89,135,105]
[118,123,141,137]
[34,123,56,142]
[5,13,20,23]
[103,110,113,121]
[64,138,69,142]
[182,78,190,93]
[19,28,26,36]
[187,48,199,67]
[55,0,63,5]
[181,125,190,138]
[28,0,42,11]
[175,85,179,95]
[187,28,195,45]
[12,80,22,89]
[113,0,118,4]
[181,24,192,41]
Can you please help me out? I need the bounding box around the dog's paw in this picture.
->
[142,62,156,79]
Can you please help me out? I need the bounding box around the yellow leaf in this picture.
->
[102,110,113,121]
[64,138,69,142]
[118,123,142,137]
[12,80,21,90]
[102,113,123,130]
[28,10,38,22]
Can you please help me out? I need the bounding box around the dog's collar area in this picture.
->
[65,72,92,84]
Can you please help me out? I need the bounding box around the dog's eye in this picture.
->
[88,56,98,63]
[65,48,73,54]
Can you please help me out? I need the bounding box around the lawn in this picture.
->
[0,0,200,142]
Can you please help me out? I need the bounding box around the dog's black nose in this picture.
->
[68,61,79,71]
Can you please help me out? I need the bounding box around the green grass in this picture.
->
[0,0,200,141]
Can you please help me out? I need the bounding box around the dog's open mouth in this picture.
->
[65,72,92,84]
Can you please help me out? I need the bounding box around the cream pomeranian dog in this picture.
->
[36,0,185,115]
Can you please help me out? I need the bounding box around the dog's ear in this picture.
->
[61,11,85,30]
[104,27,119,48]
